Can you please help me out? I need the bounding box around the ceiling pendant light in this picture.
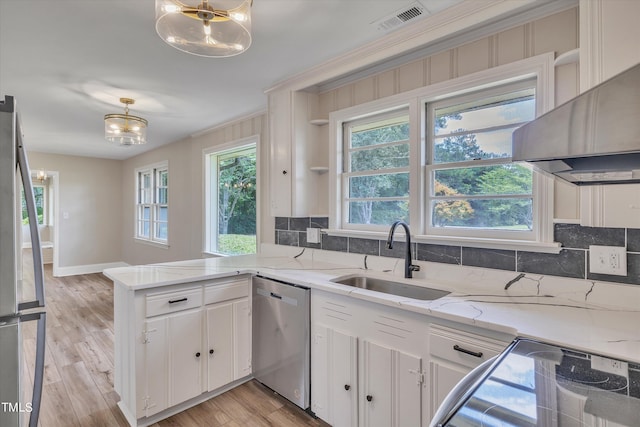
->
[104,98,148,145]
[155,0,252,58]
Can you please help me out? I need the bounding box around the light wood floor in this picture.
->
[22,263,327,427]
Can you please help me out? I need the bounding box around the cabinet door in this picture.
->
[362,341,422,427]
[206,303,234,391]
[169,309,203,404]
[233,298,251,379]
[429,361,469,416]
[268,89,293,216]
[362,341,392,427]
[143,317,168,418]
[311,324,358,427]
[330,328,358,427]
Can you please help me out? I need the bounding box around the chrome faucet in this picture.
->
[386,220,420,278]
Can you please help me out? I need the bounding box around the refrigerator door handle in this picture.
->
[16,121,45,311]
[21,311,46,427]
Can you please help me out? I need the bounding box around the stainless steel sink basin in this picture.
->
[331,275,450,301]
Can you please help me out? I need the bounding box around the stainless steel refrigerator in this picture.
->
[0,95,46,427]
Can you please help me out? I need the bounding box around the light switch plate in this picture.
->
[589,245,627,276]
[307,227,321,244]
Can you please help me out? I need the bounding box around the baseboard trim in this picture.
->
[54,261,129,277]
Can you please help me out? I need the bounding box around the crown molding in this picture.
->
[265,0,577,94]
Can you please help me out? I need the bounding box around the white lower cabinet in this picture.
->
[361,340,422,427]
[141,308,204,416]
[311,290,426,427]
[169,309,204,404]
[205,297,252,391]
[206,303,234,391]
[427,324,509,420]
[312,325,358,426]
[114,277,251,426]
[311,290,512,427]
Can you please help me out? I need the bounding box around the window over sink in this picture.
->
[329,54,556,250]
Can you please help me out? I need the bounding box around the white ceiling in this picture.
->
[0,0,471,160]
[1,0,567,161]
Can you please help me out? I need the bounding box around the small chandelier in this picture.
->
[36,169,47,182]
[155,0,252,58]
[104,98,148,145]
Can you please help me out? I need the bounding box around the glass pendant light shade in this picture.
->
[155,0,252,57]
[104,98,148,145]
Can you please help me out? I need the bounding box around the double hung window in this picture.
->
[332,56,554,247]
[342,111,410,230]
[426,81,536,239]
[136,163,168,244]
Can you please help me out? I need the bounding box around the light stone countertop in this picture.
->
[104,245,640,364]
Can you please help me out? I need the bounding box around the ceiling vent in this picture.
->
[374,1,428,32]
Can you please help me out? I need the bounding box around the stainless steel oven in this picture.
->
[431,338,640,427]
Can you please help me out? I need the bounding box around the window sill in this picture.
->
[413,235,561,254]
[134,237,170,250]
[323,229,562,254]
[202,251,229,258]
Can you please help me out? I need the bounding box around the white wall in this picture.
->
[120,7,583,265]
[26,152,123,271]
[577,0,640,228]
[120,113,270,266]
[315,7,581,222]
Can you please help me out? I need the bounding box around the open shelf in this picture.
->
[309,119,329,126]
[309,166,329,174]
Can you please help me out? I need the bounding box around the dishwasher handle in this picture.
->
[270,292,282,300]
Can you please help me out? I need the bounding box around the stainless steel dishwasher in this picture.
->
[252,276,310,410]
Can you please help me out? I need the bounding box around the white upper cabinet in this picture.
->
[268,89,329,217]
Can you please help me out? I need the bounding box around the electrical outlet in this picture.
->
[589,245,627,276]
[306,227,321,244]
[591,355,629,378]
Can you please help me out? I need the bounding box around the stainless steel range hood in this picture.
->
[512,62,640,185]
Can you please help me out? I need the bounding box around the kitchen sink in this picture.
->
[331,275,450,301]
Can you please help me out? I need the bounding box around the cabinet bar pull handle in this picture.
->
[168,297,188,304]
[453,345,483,358]
[344,384,350,391]
[270,292,282,299]
[366,395,373,402]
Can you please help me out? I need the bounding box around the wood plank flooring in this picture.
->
[22,262,327,427]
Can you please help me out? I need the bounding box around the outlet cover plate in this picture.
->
[306,227,321,244]
[589,245,627,276]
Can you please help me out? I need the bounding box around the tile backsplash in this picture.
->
[275,218,640,285]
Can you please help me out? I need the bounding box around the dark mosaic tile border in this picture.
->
[274,218,640,285]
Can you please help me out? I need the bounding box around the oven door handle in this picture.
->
[429,355,497,427]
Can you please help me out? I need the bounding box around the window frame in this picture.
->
[134,161,169,246]
[203,136,259,256]
[341,109,411,232]
[328,53,558,251]
[424,80,538,241]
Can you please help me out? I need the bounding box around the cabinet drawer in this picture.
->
[429,325,506,370]
[204,280,249,305]
[146,287,202,317]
